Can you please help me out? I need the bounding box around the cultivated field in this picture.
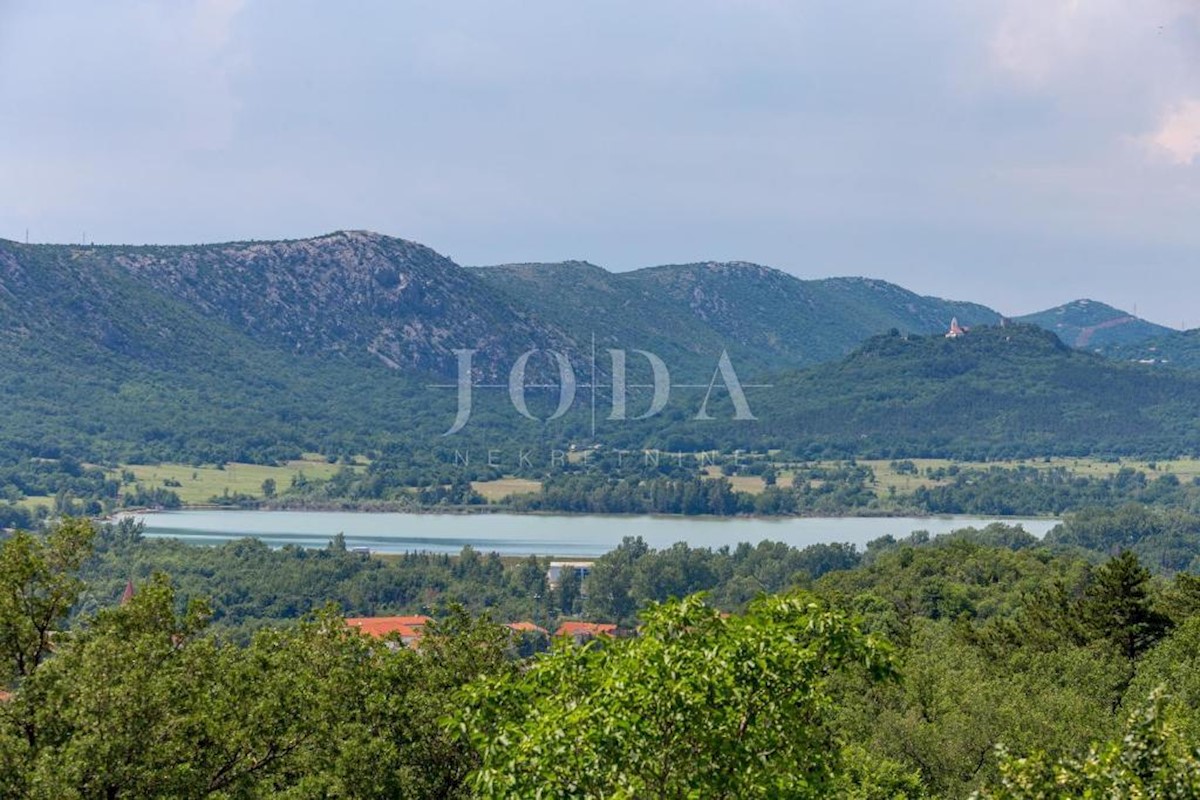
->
[471,477,543,501]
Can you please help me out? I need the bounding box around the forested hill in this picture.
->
[1015,298,1173,351]
[625,264,1001,364]
[678,323,1200,459]
[1106,328,1200,370]
[473,260,1000,371]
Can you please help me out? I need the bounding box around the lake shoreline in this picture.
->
[119,509,1063,558]
[116,503,1062,523]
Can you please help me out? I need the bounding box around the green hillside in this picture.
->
[0,237,475,463]
[1104,329,1200,369]
[1015,298,1173,351]
[625,264,1000,365]
[629,323,1200,459]
[4,231,574,379]
[470,261,745,375]
[474,260,1001,372]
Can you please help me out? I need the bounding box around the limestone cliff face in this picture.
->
[2,231,571,379]
[109,230,574,377]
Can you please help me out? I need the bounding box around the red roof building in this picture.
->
[345,615,432,647]
[505,621,549,636]
[554,621,618,644]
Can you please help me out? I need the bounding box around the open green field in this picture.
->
[15,495,53,512]
[857,459,952,496]
[113,457,358,505]
[700,469,771,493]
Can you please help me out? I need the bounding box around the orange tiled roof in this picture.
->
[345,615,432,638]
[555,621,617,638]
[505,621,549,635]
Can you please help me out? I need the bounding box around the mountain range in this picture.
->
[471,260,1000,373]
[3,229,1180,378]
[2,229,1198,461]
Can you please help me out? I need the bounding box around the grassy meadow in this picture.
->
[470,477,543,502]
[112,455,356,505]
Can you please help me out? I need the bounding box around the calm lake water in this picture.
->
[125,510,1062,557]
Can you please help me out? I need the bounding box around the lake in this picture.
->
[125,510,1062,557]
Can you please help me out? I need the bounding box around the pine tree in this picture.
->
[1082,550,1172,663]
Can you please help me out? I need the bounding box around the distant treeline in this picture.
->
[61,503,1200,639]
[8,451,1200,527]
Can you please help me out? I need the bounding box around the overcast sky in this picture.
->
[2,1,1199,325]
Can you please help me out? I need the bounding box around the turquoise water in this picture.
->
[126,510,1061,557]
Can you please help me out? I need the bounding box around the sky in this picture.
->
[2,1,1199,326]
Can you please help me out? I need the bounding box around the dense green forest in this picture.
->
[4,514,1200,797]
[1109,327,1200,369]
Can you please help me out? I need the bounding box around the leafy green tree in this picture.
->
[261,478,277,499]
[457,593,895,799]
[834,742,926,800]
[584,536,649,623]
[507,555,549,624]
[6,573,347,798]
[1126,616,1200,744]
[287,604,515,799]
[835,619,1123,797]
[973,688,1200,799]
[1,576,513,799]
[1162,571,1200,624]
[556,565,582,616]
[0,518,94,686]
